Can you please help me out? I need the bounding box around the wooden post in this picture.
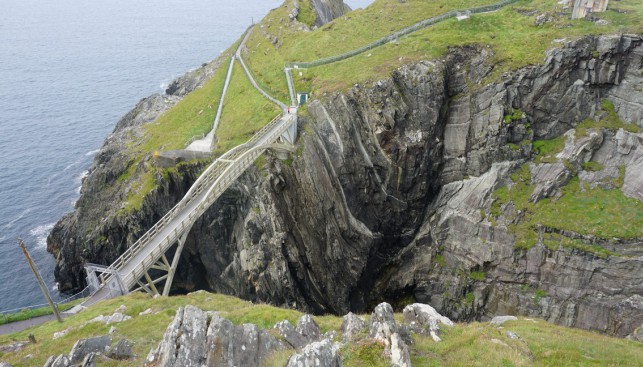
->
[18,239,62,323]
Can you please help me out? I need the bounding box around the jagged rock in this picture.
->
[86,312,131,326]
[114,305,127,313]
[0,341,28,353]
[310,0,350,27]
[53,328,72,340]
[152,305,210,366]
[341,312,367,342]
[48,355,70,367]
[80,353,96,367]
[369,303,398,341]
[69,335,112,364]
[534,13,553,26]
[369,303,411,367]
[42,356,54,367]
[106,339,134,360]
[152,305,285,367]
[506,331,520,339]
[286,339,342,367]
[626,324,643,342]
[138,308,153,316]
[490,316,518,326]
[390,333,411,367]
[274,320,309,349]
[403,303,454,342]
[296,314,322,342]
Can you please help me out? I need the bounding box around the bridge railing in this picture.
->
[119,114,295,289]
[99,113,292,291]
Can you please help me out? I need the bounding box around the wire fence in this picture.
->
[285,0,520,69]
[0,286,91,315]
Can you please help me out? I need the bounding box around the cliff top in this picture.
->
[1,291,642,366]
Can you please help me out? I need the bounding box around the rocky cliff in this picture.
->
[48,33,643,338]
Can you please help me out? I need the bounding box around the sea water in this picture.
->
[0,0,372,312]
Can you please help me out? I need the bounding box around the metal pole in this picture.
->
[18,239,62,323]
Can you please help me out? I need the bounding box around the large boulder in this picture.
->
[150,305,286,367]
[106,339,134,360]
[68,335,112,364]
[369,302,411,367]
[403,303,454,342]
[341,312,367,342]
[286,339,342,367]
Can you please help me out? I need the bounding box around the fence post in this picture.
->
[19,239,63,323]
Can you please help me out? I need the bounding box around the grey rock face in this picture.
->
[369,303,411,367]
[369,303,398,341]
[490,316,518,326]
[69,335,112,364]
[48,355,70,367]
[403,303,454,342]
[310,0,350,26]
[0,362,13,367]
[341,312,366,342]
[275,320,309,349]
[106,339,134,360]
[296,314,322,342]
[286,339,342,367]
[51,31,643,338]
[80,353,96,367]
[151,305,286,367]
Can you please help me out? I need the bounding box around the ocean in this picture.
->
[0,0,373,313]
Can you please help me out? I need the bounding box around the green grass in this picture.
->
[469,271,486,282]
[581,161,604,172]
[2,292,642,366]
[342,339,389,367]
[412,319,643,366]
[213,63,282,155]
[533,135,566,164]
[576,100,640,138]
[0,300,83,326]
[296,0,318,27]
[246,0,642,96]
[493,164,643,253]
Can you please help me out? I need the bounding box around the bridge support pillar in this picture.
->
[162,227,191,296]
[280,114,298,144]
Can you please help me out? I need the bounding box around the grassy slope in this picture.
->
[213,62,282,155]
[1,292,642,366]
[246,0,643,95]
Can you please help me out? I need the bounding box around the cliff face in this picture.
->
[48,34,643,337]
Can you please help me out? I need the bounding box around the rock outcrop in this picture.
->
[310,0,351,27]
[148,305,286,367]
[49,32,643,338]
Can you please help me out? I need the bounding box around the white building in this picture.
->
[571,0,609,19]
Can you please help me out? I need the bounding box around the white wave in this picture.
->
[1,207,32,231]
[85,149,100,156]
[64,160,81,171]
[29,222,55,249]
[75,170,89,182]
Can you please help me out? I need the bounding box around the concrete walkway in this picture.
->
[0,314,70,335]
